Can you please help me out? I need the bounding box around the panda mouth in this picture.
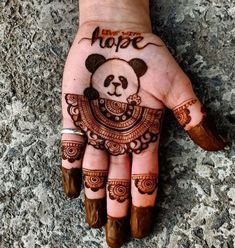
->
[108,89,122,97]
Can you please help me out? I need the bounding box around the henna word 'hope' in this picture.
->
[91,27,159,52]
[132,174,158,195]
[61,140,85,163]
[107,180,130,203]
[83,169,108,192]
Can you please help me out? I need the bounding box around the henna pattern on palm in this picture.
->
[173,99,197,127]
[66,94,162,155]
[132,174,158,195]
[107,180,130,203]
[61,140,85,162]
[65,54,163,156]
[83,169,108,192]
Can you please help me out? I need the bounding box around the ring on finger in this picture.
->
[61,128,85,136]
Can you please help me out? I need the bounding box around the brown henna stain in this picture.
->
[173,99,197,127]
[187,115,226,151]
[83,169,108,192]
[105,215,129,248]
[107,180,130,203]
[61,140,85,163]
[132,174,158,195]
[85,196,107,228]
[61,166,82,198]
[131,205,154,239]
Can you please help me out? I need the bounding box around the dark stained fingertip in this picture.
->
[61,166,82,198]
[130,205,154,239]
[105,215,129,248]
[85,196,107,228]
[187,116,226,151]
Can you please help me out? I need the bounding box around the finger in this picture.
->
[61,133,86,199]
[163,72,225,151]
[105,154,131,248]
[131,143,158,239]
[82,145,108,228]
[61,95,86,199]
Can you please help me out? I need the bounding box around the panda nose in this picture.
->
[112,82,121,87]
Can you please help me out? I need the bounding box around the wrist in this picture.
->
[79,0,151,33]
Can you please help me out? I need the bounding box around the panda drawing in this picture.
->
[84,53,148,106]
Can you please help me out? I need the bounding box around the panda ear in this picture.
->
[84,87,100,100]
[128,58,148,77]
[85,54,106,73]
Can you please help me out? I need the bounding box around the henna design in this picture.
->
[173,99,197,127]
[132,174,158,195]
[65,94,163,155]
[83,169,108,192]
[107,180,130,203]
[78,27,162,51]
[61,140,85,162]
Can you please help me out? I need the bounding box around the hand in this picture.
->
[60,23,225,248]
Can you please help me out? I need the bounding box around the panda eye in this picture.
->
[104,75,114,87]
[119,76,128,89]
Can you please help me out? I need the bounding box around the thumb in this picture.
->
[164,71,226,151]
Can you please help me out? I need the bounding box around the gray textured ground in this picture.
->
[0,0,234,247]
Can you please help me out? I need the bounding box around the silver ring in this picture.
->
[61,128,85,136]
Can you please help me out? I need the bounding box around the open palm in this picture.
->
[61,25,225,248]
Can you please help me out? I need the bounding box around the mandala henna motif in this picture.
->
[107,180,130,203]
[61,140,85,162]
[83,169,108,192]
[173,99,197,127]
[65,94,163,155]
[132,174,158,195]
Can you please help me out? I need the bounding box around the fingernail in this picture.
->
[187,116,226,151]
[131,205,154,239]
[85,196,106,228]
[105,215,129,248]
[61,166,82,198]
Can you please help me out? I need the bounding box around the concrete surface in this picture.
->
[0,0,234,247]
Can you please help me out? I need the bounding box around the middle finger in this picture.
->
[106,154,131,248]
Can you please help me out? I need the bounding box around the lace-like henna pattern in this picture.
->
[83,169,108,192]
[61,140,85,163]
[107,180,130,203]
[132,174,158,195]
[65,94,163,155]
[173,99,197,127]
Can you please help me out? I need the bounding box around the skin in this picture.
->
[61,1,225,247]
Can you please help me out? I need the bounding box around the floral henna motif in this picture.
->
[173,99,197,127]
[65,94,163,155]
[107,180,130,203]
[83,169,108,192]
[61,140,85,163]
[132,174,158,195]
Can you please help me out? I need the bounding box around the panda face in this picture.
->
[84,54,148,105]
[91,59,139,103]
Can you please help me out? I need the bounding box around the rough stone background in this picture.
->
[0,0,234,247]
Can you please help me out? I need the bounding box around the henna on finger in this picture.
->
[173,99,225,150]
[132,174,158,195]
[61,140,85,162]
[107,179,130,203]
[173,98,197,127]
[83,168,108,192]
